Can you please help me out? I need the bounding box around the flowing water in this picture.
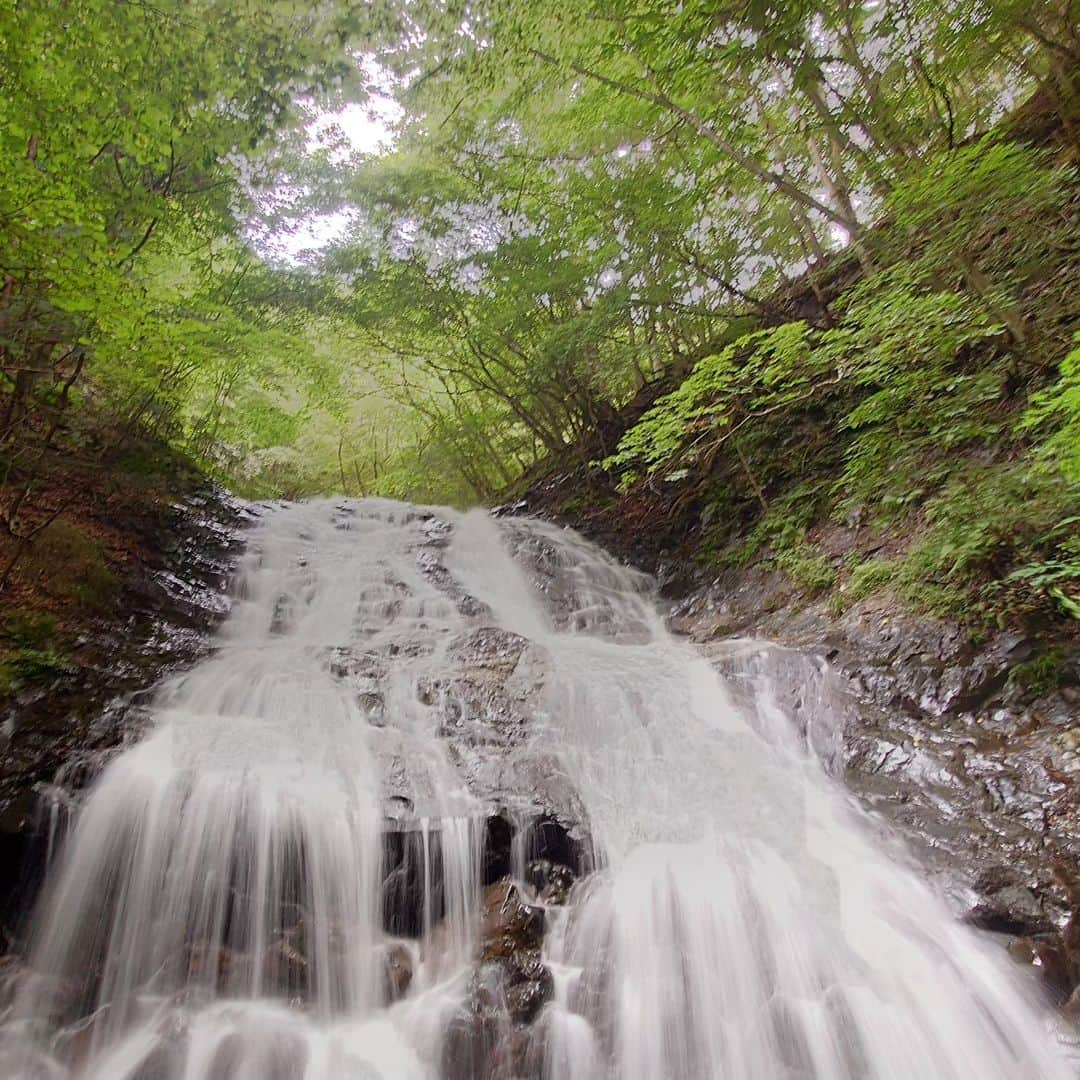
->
[0,499,1071,1078]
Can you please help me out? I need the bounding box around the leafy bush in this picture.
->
[598,139,1079,627]
[882,139,1072,305]
[824,278,1005,517]
[898,465,1080,620]
[605,277,1005,522]
[601,321,815,482]
[1003,522,1080,620]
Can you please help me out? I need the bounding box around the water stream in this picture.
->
[0,499,1070,1078]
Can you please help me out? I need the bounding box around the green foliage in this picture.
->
[603,322,816,481]
[597,135,1077,626]
[3,610,58,649]
[699,481,827,570]
[775,547,837,595]
[0,608,68,695]
[847,558,898,601]
[882,139,1072,294]
[899,466,1080,620]
[0,0,385,532]
[1002,515,1080,620]
[1023,336,1080,481]
[605,276,1005,516]
[1,0,1077,623]
[8,647,71,683]
[827,279,1005,515]
[293,0,1078,505]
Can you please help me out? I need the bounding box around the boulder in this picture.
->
[480,880,544,961]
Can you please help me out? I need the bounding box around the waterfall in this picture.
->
[0,499,1070,1078]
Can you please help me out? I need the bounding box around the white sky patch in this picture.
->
[829,222,852,249]
[598,267,621,290]
[269,59,403,263]
[308,95,402,163]
[266,207,363,263]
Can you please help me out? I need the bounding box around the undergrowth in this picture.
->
[599,140,1080,627]
[0,610,70,697]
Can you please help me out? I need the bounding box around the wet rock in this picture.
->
[129,1040,186,1080]
[487,812,588,886]
[269,593,293,635]
[973,865,1025,895]
[1008,934,1075,999]
[0,487,249,926]
[414,548,490,620]
[0,960,87,1026]
[966,884,1053,936]
[442,954,553,1077]
[265,935,309,998]
[481,880,545,961]
[204,1029,309,1080]
[505,951,554,1024]
[700,632,1079,941]
[381,941,413,1002]
[483,814,515,882]
[426,629,541,750]
[484,1028,540,1080]
[442,994,502,1080]
[379,813,582,941]
[525,859,576,905]
[185,942,245,994]
[439,878,556,1078]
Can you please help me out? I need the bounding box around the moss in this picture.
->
[1008,647,1066,696]
[9,647,71,683]
[3,609,59,648]
[847,558,897,601]
[0,659,17,697]
[23,521,119,612]
[776,546,837,594]
[0,608,71,696]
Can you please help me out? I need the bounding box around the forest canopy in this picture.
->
[1,0,1078,619]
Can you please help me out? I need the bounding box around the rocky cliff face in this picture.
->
[668,570,1079,908]
[0,487,251,932]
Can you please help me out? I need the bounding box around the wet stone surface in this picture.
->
[685,605,1080,1017]
[441,873,568,1080]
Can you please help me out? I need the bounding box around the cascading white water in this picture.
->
[0,499,1071,1079]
